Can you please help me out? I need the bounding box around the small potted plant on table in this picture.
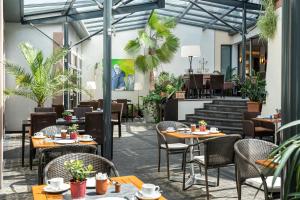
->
[199,120,207,132]
[62,111,72,122]
[68,124,79,140]
[64,160,93,199]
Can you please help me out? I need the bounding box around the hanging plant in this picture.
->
[257,0,278,40]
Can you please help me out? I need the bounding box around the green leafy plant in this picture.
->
[62,111,72,117]
[240,72,267,103]
[199,120,207,126]
[268,120,300,199]
[257,0,278,40]
[124,11,179,72]
[68,124,79,133]
[64,160,94,182]
[4,42,89,107]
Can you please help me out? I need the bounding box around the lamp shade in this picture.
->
[181,45,201,58]
[86,81,96,90]
[134,82,143,91]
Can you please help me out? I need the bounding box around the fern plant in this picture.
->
[5,43,88,107]
[124,11,179,72]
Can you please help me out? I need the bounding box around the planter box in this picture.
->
[175,91,185,100]
[247,101,262,112]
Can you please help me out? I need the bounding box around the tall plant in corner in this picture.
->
[124,11,179,72]
[5,42,87,107]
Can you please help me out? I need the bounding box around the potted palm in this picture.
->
[240,73,267,112]
[64,160,93,199]
[62,111,72,122]
[4,42,89,107]
[68,124,79,140]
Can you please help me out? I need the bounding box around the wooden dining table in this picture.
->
[162,130,225,188]
[32,175,167,200]
[31,137,97,149]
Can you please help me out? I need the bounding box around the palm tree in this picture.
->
[124,11,180,72]
[5,42,86,107]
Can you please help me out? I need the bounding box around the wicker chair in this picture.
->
[38,145,97,184]
[234,139,280,200]
[182,135,242,199]
[188,74,204,99]
[98,99,104,109]
[30,112,57,170]
[34,107,55,112]
[44,153,119,183]
[40,125,67,137]
[52,104,64,118]
[116,99,129,122]
[209,75,224,97]
[156,121,189,180]
[80,101,98,110]
[112,103,123,138]
[74,106,93,119]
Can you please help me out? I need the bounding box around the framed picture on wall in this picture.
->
[111,59,135,91]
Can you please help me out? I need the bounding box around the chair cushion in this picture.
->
[245,176,281,193]
[193,155,205,164]
[160,143,188,150]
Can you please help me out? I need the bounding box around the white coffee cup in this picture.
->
[47,178,64,190]
[34,132,44,137]
[210,127,218,132]
[141,184,160,197]
[82,135,92,140]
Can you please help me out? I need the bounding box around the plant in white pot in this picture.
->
[240,73,267,112]
[64,159,93,199]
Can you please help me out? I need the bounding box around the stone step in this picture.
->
[204,104,247,113]
[186,115,242,128]
[212,99,248,106]
[194,109,243,120]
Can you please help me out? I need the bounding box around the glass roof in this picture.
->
[22,0,263,35]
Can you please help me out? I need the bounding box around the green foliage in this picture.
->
[257,0,278,40]
[124,11,179,72]
[64,160,94,182]
[62,111,72,117]
[68,124,79,132]
[240,72,267,103]
[4,42,89,107]
[199,120,207,126]
[268,120,300,199]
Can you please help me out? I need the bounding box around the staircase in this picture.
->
[185,99,248,135]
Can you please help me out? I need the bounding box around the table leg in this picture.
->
[22,124,25,167]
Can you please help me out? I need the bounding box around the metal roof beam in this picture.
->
[22,1,164,24]
[176,0,197,23]
[91,24,146,34]
[203,6,237,31]
[63,0,77,16]
[196,0,262,10]
[190,1,241,33]
[86,17,147,29]
[89,20,147,32]
[180,20,232,33]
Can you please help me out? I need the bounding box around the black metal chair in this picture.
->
[74,106,93,119]
[209,75,224,97]
[234,139,280,200]
[34,107,55,112]
[182,135,242,199]
[156,121,189,180]
[44,153,119,183]
[52,104,64,118]
[111,103,123,138]
[188,74,204,99]
[38,144,97,184]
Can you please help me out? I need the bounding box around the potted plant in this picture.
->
[199,120,207,132]
[64,160,94,199]
[240,73,267,112]
[142,92,161,123]
[62,111,72,122]
[68,124,79,140]
[174,75,185,99]
[4,43,90,107]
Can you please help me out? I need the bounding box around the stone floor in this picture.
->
[0,121,265,200]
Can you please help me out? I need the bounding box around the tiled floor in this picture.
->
[1,121,265,199]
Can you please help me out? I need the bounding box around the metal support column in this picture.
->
[241,1,247,82]
[249,37,252,76]
[102,0,113,160]
[63,22,69,109]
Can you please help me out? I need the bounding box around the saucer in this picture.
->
[78,138,93,142]
[166,129,175,133]
[192,131,209,135]
[135,191,161,200]
[54,134,62,138]
[54,139,75,144]
[209,130,220,133]
[32,135,46,139]
[43,183,70,193]
[177,128,190,131]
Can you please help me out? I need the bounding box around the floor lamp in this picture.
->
[134,82,143,118]
[181,45,201,74]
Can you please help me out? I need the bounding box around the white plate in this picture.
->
[135,191,161,200]
[78,138,93,142]
[55,134,62,138]
[43,183,70,193]
[32,135,47,139]
[177,128,190,131]
[96,198,125,200]
[166,129,175,133]
[54,139,75,144]
[86,177,96,188]
[209,130,220,134]
[193,131,209,135]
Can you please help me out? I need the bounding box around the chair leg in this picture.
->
[237,181,242,200]
[118,123,121,138]
[182,159,187,190]
[217,168,220,186]
[205,167,210,200]
[158,148,161,172]
[181,153,184,170]
[166,151,170,180]
[29,140,33,170]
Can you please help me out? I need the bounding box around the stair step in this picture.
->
[212,99,248,106]
[186,115,242,127]
[194,109,243,119]
[204,104,247,112]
